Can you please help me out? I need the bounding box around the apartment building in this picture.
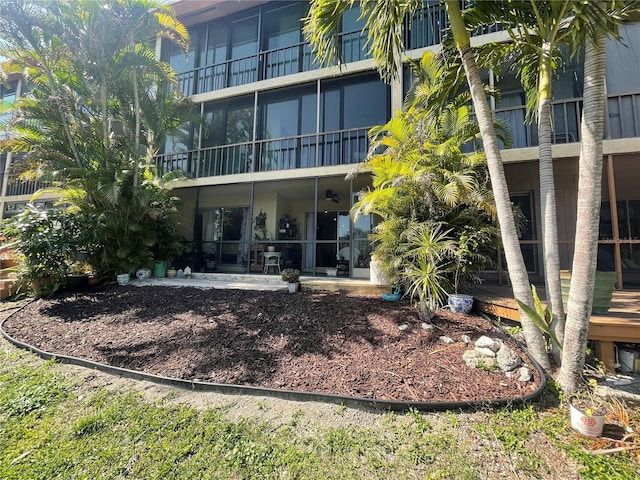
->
[1,1,639,287]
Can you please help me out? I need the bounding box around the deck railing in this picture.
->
[493,92,639,149]
[406,1,503,50]
[176,30,372,95]
[2,173,51,197]
[156,127,371,179]
[608,92,640,139]
[157,91,639,180]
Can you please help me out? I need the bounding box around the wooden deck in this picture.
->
[467,284,640,372]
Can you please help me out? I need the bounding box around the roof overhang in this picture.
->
[170,0,271,26]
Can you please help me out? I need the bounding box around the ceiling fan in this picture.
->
[325,189,339,203]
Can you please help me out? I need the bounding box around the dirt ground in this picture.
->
[2,284,541,404]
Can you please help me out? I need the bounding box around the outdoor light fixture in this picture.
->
[325,190,339,203]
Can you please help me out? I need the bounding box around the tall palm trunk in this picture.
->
[557,30,607,394]
[446,1,550,370]
[537,41,565,365]
[132,41,142,191]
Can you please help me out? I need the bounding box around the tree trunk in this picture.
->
[537,41,565,365]
[557,30,607,394]
[132,40,141,191]
[446,1,550,370]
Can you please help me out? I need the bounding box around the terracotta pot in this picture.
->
[31,276,54,297]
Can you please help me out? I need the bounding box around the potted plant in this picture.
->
[166,266,178,278]
[568,379,608,438]
[281,268,300,292]
[446,227,496,314]
[66,261,90,291]
[1,205,69,297]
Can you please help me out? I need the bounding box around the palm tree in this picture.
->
[304,0,422,82]
[444,0,551,369]
[556,0,640,393]
[305,0,551,368]
[0,0,192,275]
[556,31,606,394]
[464,1,574,365]
[466,0,639,369]
[351,68,500,321]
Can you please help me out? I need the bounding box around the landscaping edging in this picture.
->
[1,305,547,412]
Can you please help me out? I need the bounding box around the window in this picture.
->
[259,87,317,170]
[321,74,389,131]
[511,192,537,273]
[201,23,228,68]
[201,97,254,175]
[321,74,389,165]
[340,4,368,63]
[203,97,254,148]
[198,207,251,267]
[605,23,640,95]
[229,16,259,86]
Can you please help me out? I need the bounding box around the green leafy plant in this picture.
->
[0,0,191,279]
[516,284,562,351]
[281,268,300,283]
[0,205,97,294]
[351,53,501,318]
[570,378,607,418]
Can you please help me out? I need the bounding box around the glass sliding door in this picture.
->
[259,86,317,171]
[199,22,229,92]
[202,96,254,176]
[262,3,306,78]
[351,209,374,278]
[230,16,259,86]
[198,207,251,271]
[315,211,340,269]
[163,26,202,94]
[320,74,390,166]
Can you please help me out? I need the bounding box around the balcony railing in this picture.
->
[406,1,503,50]
[157,92,639,179]
[608,92,640,139]
[156,127,370,179]
[493,92,639,149]
[176,30,372,96]
[2,173,51,197]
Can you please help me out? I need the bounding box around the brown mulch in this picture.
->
[1,285,542,403]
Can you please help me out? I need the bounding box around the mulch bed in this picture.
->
[2,285,542,403]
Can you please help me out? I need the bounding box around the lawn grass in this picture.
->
[1,339,639,479]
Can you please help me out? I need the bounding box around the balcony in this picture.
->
[494,92,639,149]
[176,31,371,96]
[156,127,370,179]
[157,92,639,181]
[406,1,503,50]
[2,173,52,197]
